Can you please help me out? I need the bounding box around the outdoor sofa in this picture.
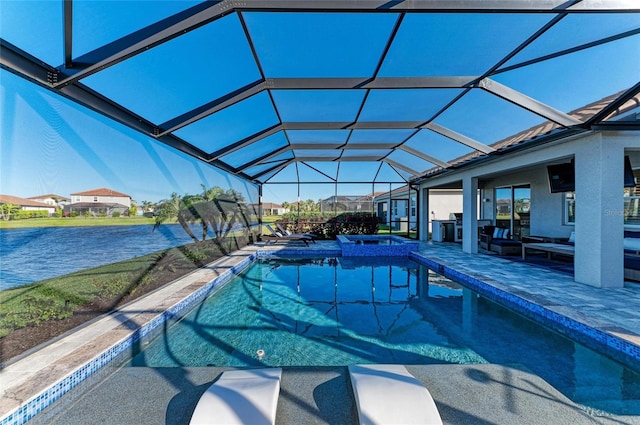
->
[554,230,640,282]
[480,225,522,256]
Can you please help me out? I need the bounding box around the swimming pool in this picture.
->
[130,256,640,414]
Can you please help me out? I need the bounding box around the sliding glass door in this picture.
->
[495,185,530,240]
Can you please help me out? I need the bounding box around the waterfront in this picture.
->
[0,224,200,290]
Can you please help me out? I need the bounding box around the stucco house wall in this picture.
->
[427,189,464,222]
[27,194,70,208]
[375,188,464,232]
[480,168,571,239]
[70,188,131,208]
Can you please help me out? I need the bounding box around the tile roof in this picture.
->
[262,202,283,209]
[70,188,131,198]
[0,194,52,208]
[417,91,640,180]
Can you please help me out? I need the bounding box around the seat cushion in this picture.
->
[190,368,282,425]
[625,255,640,270]
[491,239,521,247]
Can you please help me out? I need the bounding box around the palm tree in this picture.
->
[140,200,154,213]
[153,192,202,242]
[198,186,250,240]
[0,203,19,221]
[154,186,250,243]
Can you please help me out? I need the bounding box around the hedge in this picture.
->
[11,210,50,220]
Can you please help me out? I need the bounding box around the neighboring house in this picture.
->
[0,194,55,216]
[373,187,414,230]
[261,202,288,216]
[319,195,374,213]
[66,188,131,216]
[27,194,70,209]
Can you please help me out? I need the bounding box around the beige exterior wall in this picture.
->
[21,205,55,214]
[72,194,131,207]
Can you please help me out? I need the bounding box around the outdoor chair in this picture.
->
[348,364,443,425]
[276,222,317,242]
[480,225,521,256]
[190,368,282,425]
[263,224,311,246]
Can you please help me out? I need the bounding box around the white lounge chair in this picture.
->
[189,368,282,425]
[348,364,443,425]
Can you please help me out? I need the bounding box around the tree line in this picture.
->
[153,185,252,242]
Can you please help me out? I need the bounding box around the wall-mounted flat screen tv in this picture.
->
[547,162,574,193]
[548,156,636,193]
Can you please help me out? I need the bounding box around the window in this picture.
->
[93,196,98,202]
[564,192,575,225]
[624,194,640,227]
[565,192,640,227]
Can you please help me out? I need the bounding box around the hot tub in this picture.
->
[337,235,420,256]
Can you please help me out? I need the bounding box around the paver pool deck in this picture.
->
[3,240,640,424]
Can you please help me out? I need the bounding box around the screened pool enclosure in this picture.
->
[1,1,639,238]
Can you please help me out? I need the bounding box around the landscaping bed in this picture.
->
[0,237,249,363]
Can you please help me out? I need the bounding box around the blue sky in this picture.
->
[1,1,638,205]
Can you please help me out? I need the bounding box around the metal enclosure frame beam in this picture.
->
[2,0,639,188]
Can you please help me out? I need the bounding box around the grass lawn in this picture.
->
[0,216,156,229]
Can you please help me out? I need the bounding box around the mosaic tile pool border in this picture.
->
[337,235,420,257]
[257,249,341,257]
[0,255,256,425]
[410,253,640,371]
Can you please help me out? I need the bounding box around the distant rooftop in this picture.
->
[70,188,131,198]
[0,194,51,208]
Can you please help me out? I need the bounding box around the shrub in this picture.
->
[112,211,121,218]
[93,275,131,298]
[12,210,49,220]
[183,247,207,264]
[20,295,72,325]
[318,213,379,239]
[281,212,335,221]
[139,272,156,286]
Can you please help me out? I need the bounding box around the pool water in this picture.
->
[355,239,397,244]
[338,235,418,256]
[130,256,640,414]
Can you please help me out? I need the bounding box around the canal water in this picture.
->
[0,224,203,290]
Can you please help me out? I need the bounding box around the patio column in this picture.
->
[574,134,624,288]
[419,187,430,241]
[462,176,479,254]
